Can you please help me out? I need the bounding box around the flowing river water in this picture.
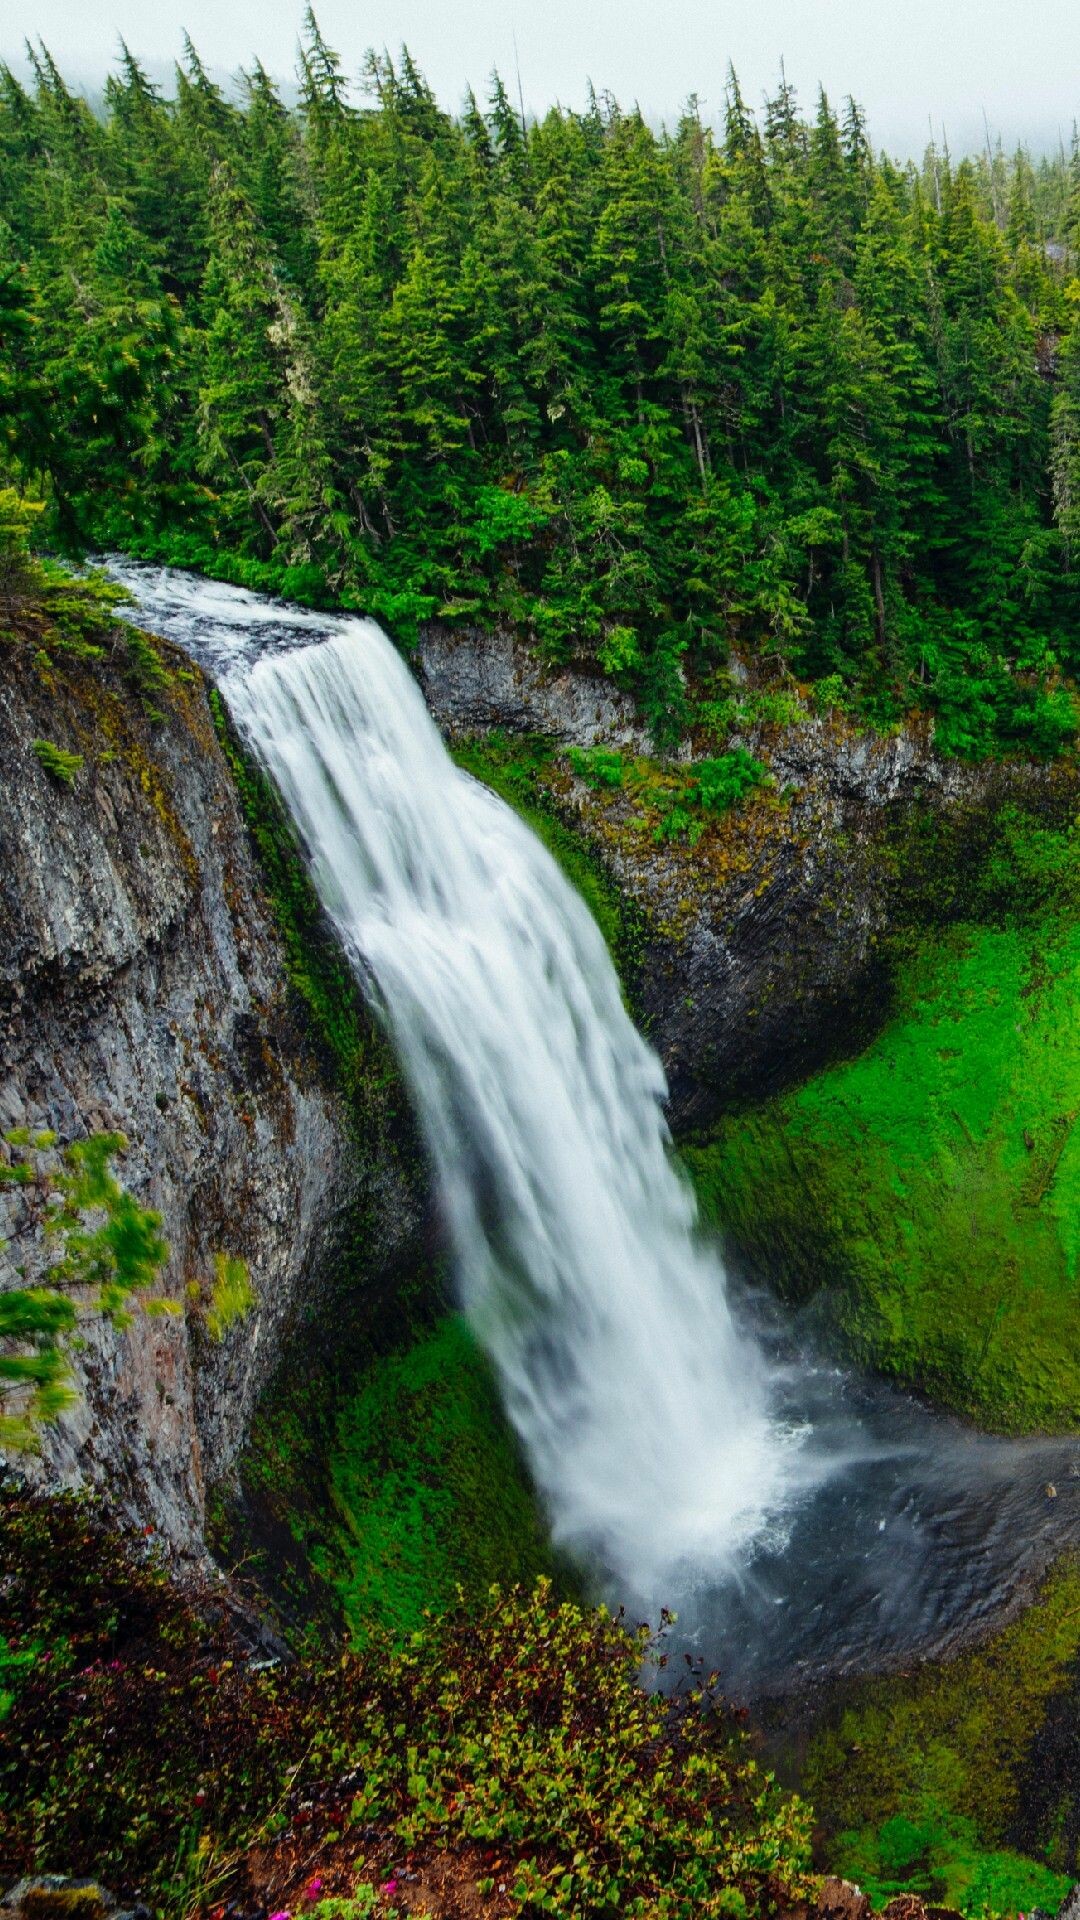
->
[113,563,1080,1694]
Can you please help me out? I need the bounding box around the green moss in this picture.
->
[686,836,1080,1431]
[830,1811,1071,1917]
[796,1557,1080,1906]
[217,1299,557,1648]
[19,1889,110,1920]
[317,1314,556,1641]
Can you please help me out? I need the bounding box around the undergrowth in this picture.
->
[0,1487,815,1920]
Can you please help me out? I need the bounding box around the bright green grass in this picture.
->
[686,911,1080,1431]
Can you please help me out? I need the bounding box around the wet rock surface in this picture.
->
[0,639,420,1557]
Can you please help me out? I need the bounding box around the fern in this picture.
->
[31,739,84,787]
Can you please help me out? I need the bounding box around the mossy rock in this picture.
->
[789,1557,1080,1907]
[216,1307,557,1647]
[687,891,1080,1433]
[12,1885,111,1920]
[318,1313,557,1641]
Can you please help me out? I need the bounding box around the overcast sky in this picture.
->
[2,0,1079,163]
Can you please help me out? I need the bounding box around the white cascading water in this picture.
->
[223,618,797,1599]
[110,567,802,1606]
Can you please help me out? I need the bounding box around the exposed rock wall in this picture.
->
[0,636,420,1557]
[416,624,1072,1130]
[416,621,651,751]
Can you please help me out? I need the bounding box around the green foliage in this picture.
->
[4,49,1080,752]
[123,625,172,718]
[0,1486,816,1918]
[30,738,83,786]
[693,749,773,812]
[567,745,625,789]
[654,749,771,842]
[0,488,43,598]
[205,1252,254,1340]
[0,1131,170,1447]
[833,1805,1072,1917]
[310,1898,379,1920]
[812,673,852,716]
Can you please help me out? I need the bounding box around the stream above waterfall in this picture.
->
[112,562,1080,1696]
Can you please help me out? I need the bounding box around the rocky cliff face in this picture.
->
[0,633,420,1558]
[3,602,1069,1549]
[416,624,1071,1131]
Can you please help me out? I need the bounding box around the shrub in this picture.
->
[205,1252,255,1340]
[0,1490,816,1919]
[31,738,84,787]
[811,673,850,717]
[567,745,625,790]
[692,748,771,813]
[654,749,771,843]
[597,623,641,677]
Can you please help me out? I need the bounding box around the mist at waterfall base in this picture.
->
[114,564,1080,1693]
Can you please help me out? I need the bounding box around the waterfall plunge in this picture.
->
[112,567,802,1608]
[226,619,800,1599]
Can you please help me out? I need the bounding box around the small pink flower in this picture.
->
[380,1883,397,1898]
[269,1908,291,1919]
[303,1882,324,1904]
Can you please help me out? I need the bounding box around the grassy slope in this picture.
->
[686,863,1080,1433]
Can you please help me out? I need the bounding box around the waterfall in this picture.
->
[113,566,1080,1678]
[112,566,797,1603]
[227,620,798,1597]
